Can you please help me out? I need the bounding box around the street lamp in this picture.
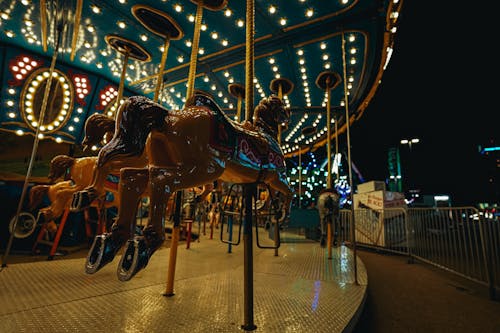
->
[400,138,420,150]
[399,137,420,196]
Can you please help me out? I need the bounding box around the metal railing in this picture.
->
[338,207,499,299]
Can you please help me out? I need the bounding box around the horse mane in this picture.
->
[28,185,49,211]
[48,155,75,182]
[83,113,115,147]
[253,95,285,138]
[97,96,168,167]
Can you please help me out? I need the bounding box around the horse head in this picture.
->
[82,113,115,151]
[48,155,75,183]
[254,95,290,137]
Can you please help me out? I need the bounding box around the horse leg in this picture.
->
[72,154,146,211]
[117,166,170,281]
[266,172,294,224]
[319,213,327,247]
[86,168,148,275]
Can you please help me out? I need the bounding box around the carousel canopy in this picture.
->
[0,0,402,157]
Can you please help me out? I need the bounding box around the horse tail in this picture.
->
[98,96,168,167]
[28,185,49,211]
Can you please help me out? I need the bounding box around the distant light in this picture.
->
[434,195,449,201]
[483,147,500,152]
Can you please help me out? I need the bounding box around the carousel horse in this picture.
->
[28,155,121,233]
[27,113,119,229]
[82,112,214,224]
[317,188,340,247]
[71,93,293,281]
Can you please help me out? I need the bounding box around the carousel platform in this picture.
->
[0,227,367,333]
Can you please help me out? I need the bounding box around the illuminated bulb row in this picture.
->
[296,49,312,109]
[268,4,314,19]
[285,113,308,142]
[24,70,72,132]
[304,116,325,145]
[252,77,266,100]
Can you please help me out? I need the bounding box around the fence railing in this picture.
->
[338,207,499,299]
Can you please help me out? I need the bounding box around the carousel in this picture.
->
[0,1,403,332]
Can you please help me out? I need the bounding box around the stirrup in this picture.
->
[85,227,125,274]
[116,227,163,281]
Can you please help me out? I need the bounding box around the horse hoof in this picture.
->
[85,231,124,274]
[116,238,149,282]
[71,190,93,212]
[116,227,164,281]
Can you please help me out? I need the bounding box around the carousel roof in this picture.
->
[0,0,403,157]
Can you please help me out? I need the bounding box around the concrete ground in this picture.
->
[352,248,500,333]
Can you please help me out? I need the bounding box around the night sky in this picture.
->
[346,2,497,206]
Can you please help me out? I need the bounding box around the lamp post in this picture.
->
[399,138,420,195]
[400,138,420,151]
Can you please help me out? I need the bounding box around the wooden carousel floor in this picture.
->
[0,227,367,333]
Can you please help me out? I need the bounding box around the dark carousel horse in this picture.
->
[317,188,340,247]
[71,93,293,281]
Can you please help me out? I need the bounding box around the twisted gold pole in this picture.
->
[244,0,255,122]
[326,77,332,189]
[116,50,130,111]
[185,3,204,100]
[342,30,358,285]
[277,84,283,145]
[154,39,171,102]
[2,24,62,267]
[70,0,83,61]
[236,97,242,121]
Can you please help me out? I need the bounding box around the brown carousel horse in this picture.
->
[28,113,118,226]
[71,93,293,281]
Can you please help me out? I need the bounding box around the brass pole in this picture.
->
[242,0,257,330]
[244,1,255,122]
[154,38,171,102]
[277,84,283,145]
[298,150,302,208]
[185,3,204,99]
[2,24,62,267]
[274,84,284,256]
[40,0,48,52]
[70,0,83,61]
[167,1,204,296]
[341,31,358,285]
[335,111,339,182]
[326,78,332,189]
[116,50,130,111]
[236,97,242,121]
[165,188,183,296]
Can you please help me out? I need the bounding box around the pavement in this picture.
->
[3,239,500,333]
[352,248,500,333]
